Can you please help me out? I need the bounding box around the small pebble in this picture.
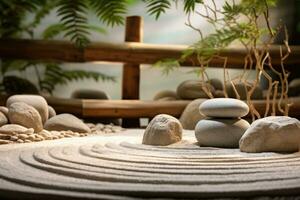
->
[10,136,18,141]
[18,134,29,140]
[17,139,24,143]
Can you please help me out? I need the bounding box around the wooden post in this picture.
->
[122,16,143,127]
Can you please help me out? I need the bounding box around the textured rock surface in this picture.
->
[225,82,263,100]
[8,102,43,132]
[177,80,215,99]
[0,130,300,199]
[240,116,300,153]
[0,112,8,127]
[153,90,178,101]
[179,99,206,130]
[143,114,182,145]
[0,124,34,135]
[6,95,49,124]
[71,89,110,99]
[199,98,249,118]
[0,106,8,118]
[48,106,56,119]
[195,118,250,148]
[44,113,91,133]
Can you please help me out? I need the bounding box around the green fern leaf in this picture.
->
[57,0,90,47]
[145,0,172,20]
[89,0,127,27]
[183,0,203,14]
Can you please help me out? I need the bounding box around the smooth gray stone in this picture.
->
[71,89,110,99]
[153,90,178,101]
[207,78,223,91]
[225,82,263,100]
[8,102,43,133]
[199,98,249,118]
[288,78,300,97]
[44,114,91,133]
[179,99,206,130]
[195,118,250,148]
[176,80,215,100]
[6,95,49,124]
[240,116,300,153]
[143,114,182,146]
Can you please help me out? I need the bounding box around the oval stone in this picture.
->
[7,95,49,124]
[225,82,263,100]
[143,114,182,146]
[195,118,250,148]
[44,114,91,133]
[240,116,300,153]
[48,106,56,119]
[0,106,8,118]
[8,102,43,133]
[199,98,249,118]
[179,99,205,130]
[0,124,34,135]
[0,112,8,127]
[176,80,215,100]
[153,90,178,101]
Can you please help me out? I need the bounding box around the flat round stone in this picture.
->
[195,118,250,148]
[199,98,249,118]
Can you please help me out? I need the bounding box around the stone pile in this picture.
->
[195,98,250,148]
[0,95,124,145]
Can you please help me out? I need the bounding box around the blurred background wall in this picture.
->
[15,0,297,100]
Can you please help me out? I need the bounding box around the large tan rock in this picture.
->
[179,99,205,130]
[44,114,91,133]
[6,95,49,124]
[8,102,43,133]
[143,114,182,146]
[176,80,215,100]
[240,116,300,153]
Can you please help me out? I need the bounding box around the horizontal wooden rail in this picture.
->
[1,95,300,118]
[82,100,190,118]
[0,39,300,70]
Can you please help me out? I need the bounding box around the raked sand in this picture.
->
[0,129,299,199]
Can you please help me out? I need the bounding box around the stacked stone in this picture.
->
[195,98,250,148]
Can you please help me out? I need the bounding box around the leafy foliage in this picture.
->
[89,0,127,27]
[57,0,90,47]
[153,59,180,75]
[40,64,116,94]
[144,0,172,20]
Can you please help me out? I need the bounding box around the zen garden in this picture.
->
[0,0,300,199]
